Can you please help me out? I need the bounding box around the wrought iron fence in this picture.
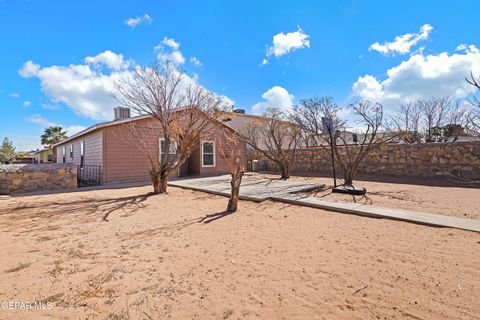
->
[77,165,102,187]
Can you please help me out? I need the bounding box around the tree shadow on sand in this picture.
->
[126,210,234,239]
[0,193,154,233]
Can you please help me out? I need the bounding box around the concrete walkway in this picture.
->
[169,174,480,233]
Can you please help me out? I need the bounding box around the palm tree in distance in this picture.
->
[41,126,68,149]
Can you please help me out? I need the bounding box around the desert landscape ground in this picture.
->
[1,182,479,320]
[285,174,480,219]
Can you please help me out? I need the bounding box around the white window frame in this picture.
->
[80,140,85,168]
[159,138,177,162]
[201,140,216,167]
[70,144,74,159]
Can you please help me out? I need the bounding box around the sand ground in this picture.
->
[0,184,479,319]
[269,174,480,219]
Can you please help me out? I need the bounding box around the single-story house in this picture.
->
[53,107,247,184]
[34,148,54,163]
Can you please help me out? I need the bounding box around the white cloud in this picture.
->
[19,60,40,77]
[65,125,87,136]
[124,14,152,28]
[159,51,185,66]
[85,50,130,70]
[19,49,234,121]
[27,114,57,127]
[155,37,185,66]
[353,44,480,110]
[19,55,130,120]
[369,24,433,56]
[9,92,20,98]
[260,58,269,67]
[159,37,180,50]
[252,86,294,114]
[27,114,86,136]
[218,95,235,109]
[190,56,202,66]
[22,100,31,107]
[266,26,310,58]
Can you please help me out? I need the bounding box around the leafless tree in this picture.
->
[387,102,422,143]
[444,101,469,142]
[216,129,245,212]
[329,100,393,187]
[417,97,451,142]
[113,63,220,194]
[242,107,301,180]
[466,72,480,135]
[291,96,345,147]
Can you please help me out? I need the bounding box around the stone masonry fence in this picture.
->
[247,141,480,180]
[0,163,78,194]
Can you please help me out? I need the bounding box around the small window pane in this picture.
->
[203,142,213,154]
[203,154,214,166]
[160,139,177,154]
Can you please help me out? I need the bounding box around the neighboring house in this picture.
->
[34,148,54,163]
[218,109,302,150]
[53,107,247,184]
[13,152,35,164]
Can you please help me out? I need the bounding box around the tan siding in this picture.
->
[56,146,66,163]
[56,114,245,183]
[199,132,247,176]
[103,118,160,183]
[55,131,103,167]
[84,131,103,166]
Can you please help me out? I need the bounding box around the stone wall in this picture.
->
[247,142,480,180]
[0,163,78,194]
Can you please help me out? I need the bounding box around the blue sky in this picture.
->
[1,0,479,150]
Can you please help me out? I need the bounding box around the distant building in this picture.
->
[34,148,54,163]
[13,152,35,164]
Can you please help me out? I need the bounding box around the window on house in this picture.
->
[202,141,215,167]
[159,138,177,163]
[70,144,74,159]
[160,139,177,155]
[80,140,85,168]
[62,146,66,163]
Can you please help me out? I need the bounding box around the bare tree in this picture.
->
[114,63,220,194]
[387,102,422,143]
[466,72,480,135]
[330,100,393,187]
[443,101,469,142]
[216,129,246,212]
[417,97,451,142]
[291,96,345,147]
[242,107,301,180]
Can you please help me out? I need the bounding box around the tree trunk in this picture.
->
[280,162,290,180]
[150,169,169,194]
[227,169,244,212]
[343,169,354,187]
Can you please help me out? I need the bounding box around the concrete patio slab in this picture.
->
[169,174,480,233]
[169,173,324,201]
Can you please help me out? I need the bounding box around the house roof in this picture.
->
[34,148,53,154]
[53,114,151,147]
[53,109,242,147]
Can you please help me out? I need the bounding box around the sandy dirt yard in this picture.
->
[273,174,480,220]
[0,184,479,320]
